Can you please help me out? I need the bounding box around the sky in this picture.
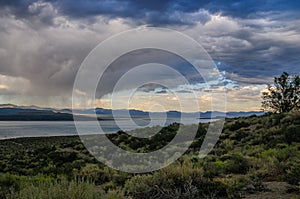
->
[0,0,299,112]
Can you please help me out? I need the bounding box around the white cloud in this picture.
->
[0,74,30,95]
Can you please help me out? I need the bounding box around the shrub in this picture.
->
[101,188,125,199]
[215,176,247,198]
[1,175,101,199]
[286,160,300,185]
[203,160,226,178]
[224,154,249,174]
[124,163,229,198]
[284,125,300,144]
[77,164,102,183]
[229,121,250,131]
[0,173,23,198]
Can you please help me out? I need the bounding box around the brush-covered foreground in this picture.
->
[0,111,300,198]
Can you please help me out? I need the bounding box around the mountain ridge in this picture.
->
[0,104,265,120]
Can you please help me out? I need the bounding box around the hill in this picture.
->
[0,111,299,198]
[0,104,265,121]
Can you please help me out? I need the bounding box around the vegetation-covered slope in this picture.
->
[0,111,300,198]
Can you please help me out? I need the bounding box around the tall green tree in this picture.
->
[262,72,300,113]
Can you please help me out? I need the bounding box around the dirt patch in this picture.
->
[244,182,299,199]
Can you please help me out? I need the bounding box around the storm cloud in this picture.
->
[0,0,299,109]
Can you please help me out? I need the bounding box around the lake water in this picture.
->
[0,118,214,139]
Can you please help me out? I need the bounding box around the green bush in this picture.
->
[77,164,102,183]
[100,188,125,199]
[229,121,250,131]
[0,175,102,199]
[224,154,249,174]
[286,160,300,185]
[0,174,54,198]
[203,160,226,178]
[284,125,300,144]
[0,173,23,198]
[125,163,229,199]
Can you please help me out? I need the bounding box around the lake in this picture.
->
[0,117,215,139]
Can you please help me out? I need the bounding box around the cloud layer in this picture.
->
[0,0,299,110]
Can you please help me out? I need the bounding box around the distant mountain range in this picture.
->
[0,104,265,121]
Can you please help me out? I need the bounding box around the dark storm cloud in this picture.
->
[0,0,299,106]
[209,16,300,82]
[0,4,127,100]
[155,90,168,94]
[95,48,204,98]
[204,0,300,18]
[138,84,167,93]
[1,0,300,24]
[0,0,210,26]
[177,90,192,94]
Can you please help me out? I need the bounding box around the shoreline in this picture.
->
[0,134,80,141]
[0,116,227,141]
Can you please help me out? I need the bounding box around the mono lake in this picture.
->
[0,117,216,139]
